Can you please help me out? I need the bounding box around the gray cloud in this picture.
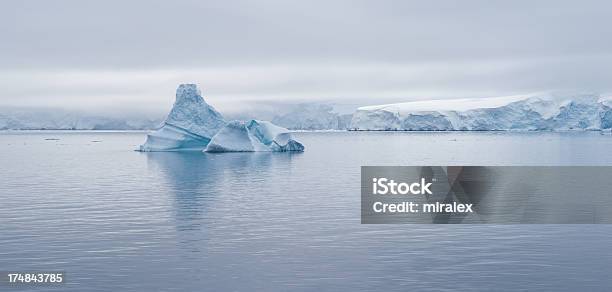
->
[1,0,611,114]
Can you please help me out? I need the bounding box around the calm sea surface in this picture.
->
[1,131,612,291]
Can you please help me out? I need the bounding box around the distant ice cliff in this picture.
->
[272,104,352,130]
[350,93,612,131]
[0,109,161,130]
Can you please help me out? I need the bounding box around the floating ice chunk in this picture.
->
[247,120,306,151]
[204,121,256,152]
[139,124,214,151]
[205,120,305,152]
[139,84,225,151]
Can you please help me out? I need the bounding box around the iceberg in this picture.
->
[350,93,612,131]
[139,84,226,151]
[205,120,305,152]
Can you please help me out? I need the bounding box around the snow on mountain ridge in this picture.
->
[599,95,612,107]
[358,94,533,113]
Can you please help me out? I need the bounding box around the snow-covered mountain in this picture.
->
[0,101,355,131]
[350,93,612,131]
[0,108,161,130]
[271,104,352,130]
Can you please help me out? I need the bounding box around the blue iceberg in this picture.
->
[205,120,304,152]
[138,84,226,151]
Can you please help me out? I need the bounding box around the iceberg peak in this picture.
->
[175,84,203,104]
[138,84,225,151]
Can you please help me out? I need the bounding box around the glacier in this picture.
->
[138,84,226,151]
[0,107,161,130]
[350,93,612,131]
[205,120,305,152]
[271,104,353,130]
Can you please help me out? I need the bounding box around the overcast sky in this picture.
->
[1,0,611,115]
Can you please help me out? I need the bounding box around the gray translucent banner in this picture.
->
[361,166,612,224]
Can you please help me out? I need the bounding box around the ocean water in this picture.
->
[1,131,612,291]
